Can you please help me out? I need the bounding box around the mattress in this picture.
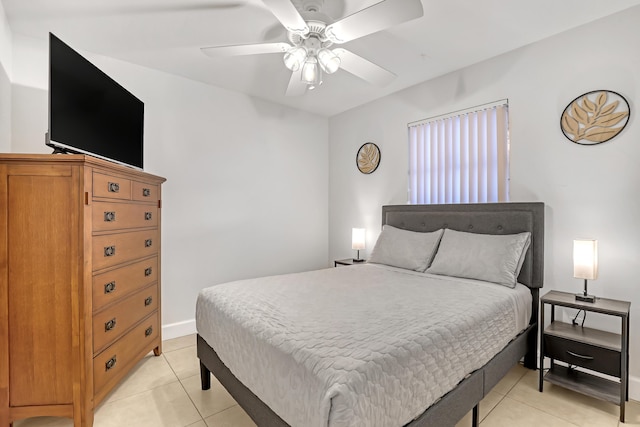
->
[196,263,532,427]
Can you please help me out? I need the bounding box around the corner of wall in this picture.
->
[0,1,12,153]
[0,0,12,81]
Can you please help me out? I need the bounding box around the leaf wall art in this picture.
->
[356,142,381,174]
[560,90,630,145]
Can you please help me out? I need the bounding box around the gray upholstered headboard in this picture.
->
[381,202,544,289]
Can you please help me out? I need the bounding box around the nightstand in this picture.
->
[334,258,366,267]
[539,290,630,422]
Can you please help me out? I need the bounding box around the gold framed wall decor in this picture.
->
[356,142,381,174]
[560,90,630,145]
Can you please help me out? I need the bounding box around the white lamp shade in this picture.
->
[317,48,341,74]
[573,239,598,280]
[352,228,365,250]
[301,58,322,85]
[283,46,307,71]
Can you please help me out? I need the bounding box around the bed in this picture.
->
[196,202,544,427]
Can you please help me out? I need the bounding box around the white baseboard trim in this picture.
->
[162,318,196,341]
[630,375,640,402]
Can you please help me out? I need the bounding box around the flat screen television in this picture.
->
[46,33,144,170]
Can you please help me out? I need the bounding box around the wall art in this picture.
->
[356,142,381,174]
[560,90,630,145]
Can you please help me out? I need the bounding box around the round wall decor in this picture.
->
[560,90,630,145]
[356,142,381,174]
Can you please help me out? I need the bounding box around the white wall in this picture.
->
[0,1,10,76]
[0,1,11,152]
[10,34,329,339]
[329,6,640,397]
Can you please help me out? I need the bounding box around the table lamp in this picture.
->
[352,228,365,262]
[574,239,598,302]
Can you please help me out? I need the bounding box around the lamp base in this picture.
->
[575,293,596,303]
[352,258,365,263]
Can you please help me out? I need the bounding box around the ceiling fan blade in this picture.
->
[121,2,245,14]
[333,48,395,86]
[261,0,309,35]
[201,42,291,57]
[325,0,423,44]
[286,69,307,96]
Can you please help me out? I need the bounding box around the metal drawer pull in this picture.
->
[104,246,116,257]
[108,182,120,193]
[144,296,153,306]
[145,326,153,337]
[145,267,152,277]
[104,281,116,294]
[566,350,594,360]
[145,239,153,248]
[145,212,152,221]
[104,211,116,222]
[105,318,117,332]
[105,356,117,371]
[142,188,151,197]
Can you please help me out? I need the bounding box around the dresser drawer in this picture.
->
[93,229,159,271]
[132,181,159,203]
[93,312,159,394]
[93,173,132,200]
[92,202,158,232]
[93,283,158,353]
[93,257,158,312]
[544,334,621,377]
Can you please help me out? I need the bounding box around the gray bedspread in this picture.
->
[196,263,531,427]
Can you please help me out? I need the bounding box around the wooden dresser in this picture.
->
[0,154,166,427]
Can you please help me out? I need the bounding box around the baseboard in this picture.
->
[630,375,640,402]
[162,318,196,341]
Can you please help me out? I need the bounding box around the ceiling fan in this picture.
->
[201,0,424,96]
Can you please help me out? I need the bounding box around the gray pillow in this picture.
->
[368,226,444,272]
[426,229,531,288]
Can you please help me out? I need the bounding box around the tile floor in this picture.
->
[13,334,640,427]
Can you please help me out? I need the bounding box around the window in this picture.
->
[408,100,509,204]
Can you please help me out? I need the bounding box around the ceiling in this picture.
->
[3,0,640,116]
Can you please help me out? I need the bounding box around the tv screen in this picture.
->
[47,33,144,170]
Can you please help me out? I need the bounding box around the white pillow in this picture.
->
[368,226,444,272]
[426,229,531,288]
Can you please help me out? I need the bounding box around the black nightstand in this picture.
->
[334,258,366,267]
[539,290,630,422]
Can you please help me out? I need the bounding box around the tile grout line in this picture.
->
[163,342,244,425]
[504,373,599,427]
[160,348,209,426]
[479,366,534,425]
[513,370,621,426]
[97,352,182,406]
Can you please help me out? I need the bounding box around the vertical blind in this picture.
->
[408,101,509,204]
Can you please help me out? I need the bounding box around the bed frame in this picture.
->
[198,202,544,427]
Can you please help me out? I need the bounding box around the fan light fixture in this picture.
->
[201,0,424,95]
[317,48,340,74]
[283,29,341,88]
[283,46,307,71]
[301,57,322,88]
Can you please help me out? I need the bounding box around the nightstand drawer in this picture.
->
[544,334,620,377]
